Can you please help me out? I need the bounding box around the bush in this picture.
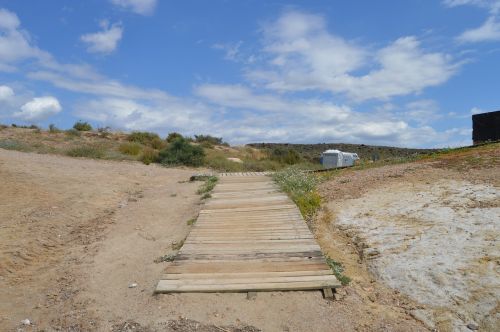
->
[10,124,40,129]
[0,124,7,130]
[97,126,111,138]
[194,134,226,146]
[65,129,81,137]
[205,156,244,172]
[141,147,159,165]
[273,167,321,219]
[49,124,61,133]
[150,137,166,150]
[0,139,32,152]
[66,145,104,159]
[166,132,183,143]
[326,257,351,286]
[158,137,205,166]
[127,131,160,146]
[119,142,142,156]
[270,147,302,165]
[73,121,92,131]
[196,176,218,194]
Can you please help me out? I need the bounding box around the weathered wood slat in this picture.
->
[155,173,339,294]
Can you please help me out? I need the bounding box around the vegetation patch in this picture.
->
[187,218,197,226]
[171,239,185,251]
[326,257,351,286]
[158,137,205,166]
[166,132,183,142]
[128,131,161,146]
[65,128,81,137]
[140,147,159,165]
[0,139,32,152]
[273,167,321,219]
[73,121,93,131]
[119,142,142,156]
[194,134,227,147]
[196,176,218,195]
[49,124,61,133]
[154,254,176,263]
[66,145,105,159]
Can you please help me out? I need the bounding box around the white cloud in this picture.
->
[0,8,20,30]
[245,11,458,101]
[404,100,442,125]
[14,96,62,121]
[443,0,500,13]
[470,106,486,114]
[0,85,14,100]
[195,84,351,121]
[457,16,500,42]
[109,0,157,15]
[0,8,51,71]
[212,41,244,62]
[81,21,123,54]
[194,83,469,147]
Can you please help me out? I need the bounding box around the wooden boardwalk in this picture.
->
[155,173,340,293]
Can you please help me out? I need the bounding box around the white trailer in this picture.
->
[321,149,359,169]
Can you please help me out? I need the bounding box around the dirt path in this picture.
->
[1,149,427,331]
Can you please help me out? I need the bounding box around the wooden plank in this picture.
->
[155,173,339,294]
[156,279,340,293]
[161,270,333,279]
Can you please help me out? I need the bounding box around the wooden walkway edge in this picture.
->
[155,172,340,293]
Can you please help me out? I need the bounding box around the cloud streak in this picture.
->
[81,21,123,54]
[245,11,458,102]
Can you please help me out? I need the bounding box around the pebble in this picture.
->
[21,319,31,325]
[467,323,479,330]
[128,283,138,288]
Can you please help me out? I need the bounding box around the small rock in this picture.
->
[467,323,479,330]
[128,283,138,288]
[21,319,31,325]
[247,292,257,300]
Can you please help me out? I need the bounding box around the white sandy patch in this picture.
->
[333,179,500,330]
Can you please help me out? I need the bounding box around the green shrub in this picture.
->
[273,167,321,219]
[158,137,205,166]
[141,147,159,165]
[0,139,32,152]
[49,124,61,133]
[242,160,282,172]
[270,147,302,165]
[66,145,104,159]
[73,121,92,131]
[150,137,166,150]
[10,124,40,129]
[205,156,244,172]
[326,257,351,285]
[119,142,142,155]
[294,191,321,219]
[166,132,183,143]
[196,176,218,194]
[194,134,226,146]
[127,131,160,146]
[65,128,81,137]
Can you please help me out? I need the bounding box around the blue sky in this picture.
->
[0,0,499,147]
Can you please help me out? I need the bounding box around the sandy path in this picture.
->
[1,149,426,331]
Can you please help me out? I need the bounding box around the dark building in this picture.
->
[472,110,500,144]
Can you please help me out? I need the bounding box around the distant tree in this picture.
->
[73,121,92,131]
[158,137,205,166]
[194,134,226,147]
[166,132,183,143]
